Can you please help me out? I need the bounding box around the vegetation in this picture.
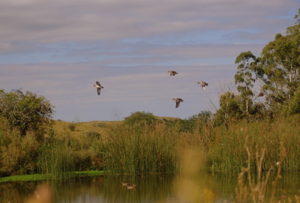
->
[0,12,299,203]
[215,9,300,123]
[0,89,53,137]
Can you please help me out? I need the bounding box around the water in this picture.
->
[1,172,300,203]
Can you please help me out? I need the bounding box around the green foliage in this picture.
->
[189,111,212,123]
[214,92,244,125]
[0,90,53,136]
[0,132,39,176]
[37,141,75,179]
[234,51,257,115]
[287,85,300,115]
[207,116,300,174]
[124,111,157,127]
[231,9,300,117]
[258,13,300,112]
[101,123,178,174]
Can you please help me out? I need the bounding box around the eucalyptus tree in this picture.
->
[234,51,257,115]
[231,9,300,115]
[258,10,300,112]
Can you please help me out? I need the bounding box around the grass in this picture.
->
[210,116,300,174]
[1,114,300,180]
[102,123,179,174]
[0,170,105,183]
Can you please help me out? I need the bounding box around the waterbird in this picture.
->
[93,81,104,95]
[197,81,208,90]
[121,182,129,187]
[126,184,136,190]
[172,98,183,108]
[168,70,178,76]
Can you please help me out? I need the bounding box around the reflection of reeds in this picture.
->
[174,148,216,203]
[25,183,52,203]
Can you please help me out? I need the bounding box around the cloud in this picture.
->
[0,0,297,44]
[0,0,298,120]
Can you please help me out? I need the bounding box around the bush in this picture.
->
[124,112,157,127]
[0,90,54,137]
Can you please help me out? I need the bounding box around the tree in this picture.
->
[0,90,54,136]
[214,92,244,125]
[234,51,257,115]
[258,11,300,112]
[232,9,300,115]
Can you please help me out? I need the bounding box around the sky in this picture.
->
[0,0,299,121]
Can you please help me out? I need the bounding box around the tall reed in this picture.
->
[207,116,300,174]
[101,123,179,174]
[37,140,75,179]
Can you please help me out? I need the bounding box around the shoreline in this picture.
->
[0,170,105,183]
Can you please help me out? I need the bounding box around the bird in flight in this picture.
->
[172,98,183,108]
[197,81,208,90]
[168,70,178,76]
[93,81,104,95]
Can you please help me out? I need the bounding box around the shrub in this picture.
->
[124,111,157,127]
[0,90,53,137]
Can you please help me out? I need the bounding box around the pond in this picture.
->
[1,172,300,203]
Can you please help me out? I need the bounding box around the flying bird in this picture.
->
[93,81,104,95]
[168,70,178,76]
[197,81,208,90]
[172,98,183,108]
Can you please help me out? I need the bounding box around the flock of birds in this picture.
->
[92,71,209,191]
[93,70,209,108]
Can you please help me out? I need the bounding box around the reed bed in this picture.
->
[101,123,179,174]
[1,115,300,179]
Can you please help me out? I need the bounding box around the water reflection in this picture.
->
[25,183,52,203]
[0,172,300,203]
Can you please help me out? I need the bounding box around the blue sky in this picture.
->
[0,0,299,121]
